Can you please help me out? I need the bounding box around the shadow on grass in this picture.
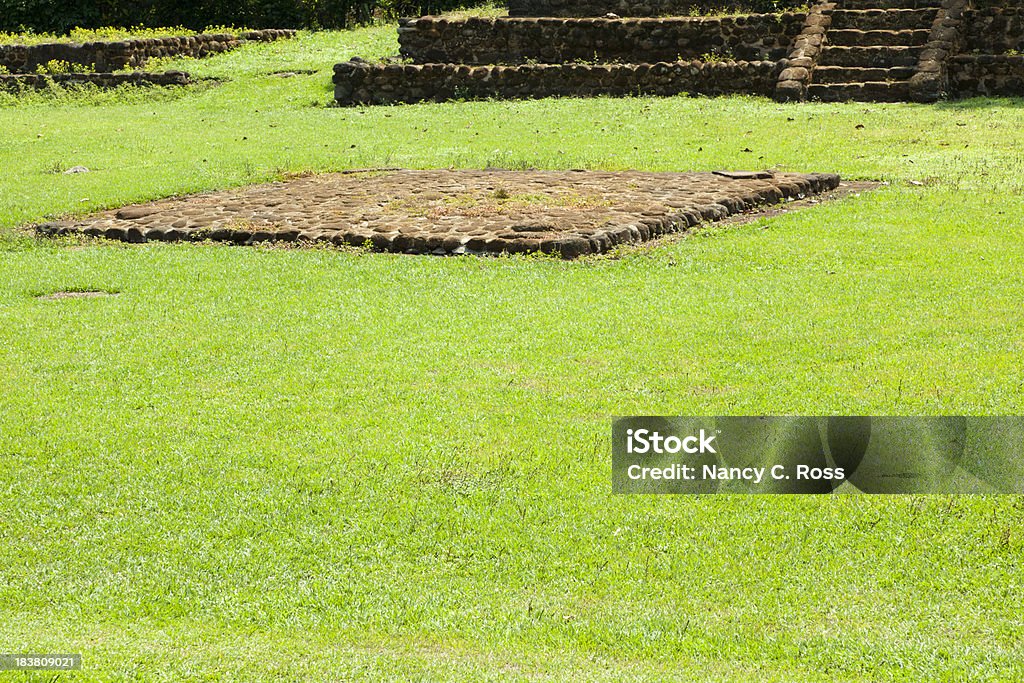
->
[934,96,1024,111]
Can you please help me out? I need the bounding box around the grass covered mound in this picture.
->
[0,18,1023,683]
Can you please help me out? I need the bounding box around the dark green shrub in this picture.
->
[0,0,473,32]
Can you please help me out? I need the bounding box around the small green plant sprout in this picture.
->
[34,59,93,74]
[701,49,734,63]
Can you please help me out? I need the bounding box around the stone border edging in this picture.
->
[506,0,808,18]
[397,14,805,66]
[0,29,295,74]
[35,169,843,259]
[908,0,969,102]
[334,59,781,105]
[0,70,191,89]
[774,2,835,102]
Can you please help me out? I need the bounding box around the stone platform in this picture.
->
[36,169,841,259]
[336,2,1024,104]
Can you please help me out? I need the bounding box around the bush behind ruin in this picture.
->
[0,0,473,32]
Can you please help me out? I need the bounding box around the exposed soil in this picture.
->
[36,290,118,300]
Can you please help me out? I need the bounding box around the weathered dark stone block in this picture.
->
[506,0,807,18]
[334,58,780,105]
[399,14,805,65]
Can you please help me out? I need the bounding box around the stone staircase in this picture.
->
[807,0,942,102]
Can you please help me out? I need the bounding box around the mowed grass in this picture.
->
[1,22,1023,682]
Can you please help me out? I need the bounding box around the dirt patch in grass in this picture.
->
[717,180,881,226]
[36,290,118,300]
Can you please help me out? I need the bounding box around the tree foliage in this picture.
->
[0,0,470,33]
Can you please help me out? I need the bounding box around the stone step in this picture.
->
[812,65,916,84]
[828,29,931,47]
[335,60,783,106]
[839,0,941,10]
[807,80,912,102]
[830,8,938,31]
[818,45,924,68]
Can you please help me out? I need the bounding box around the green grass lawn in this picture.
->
[1,23,1023,682]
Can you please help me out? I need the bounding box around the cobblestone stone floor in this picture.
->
[36,169,842,258]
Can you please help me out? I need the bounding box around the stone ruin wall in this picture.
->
[0,71,192,89]
[334,59,780,105]
[0,29,294,74]
[950,7,1024,97]
[398,14,805,65]
[338,12,804,105]
[323,1,1024,104]
[505,0,806,18]
[961,6,1024,53]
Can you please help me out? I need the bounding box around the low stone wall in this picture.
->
[334,59,779,105]
[506,0,805,18]
[398,14,805,65]
[961,7,1024,54]
[0,29,294,74]
[336,2,1024,104]
[0,70,192,89]
[949,54,1024,97]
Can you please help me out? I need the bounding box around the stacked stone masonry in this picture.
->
[334,1,1024,105]
[902,0,962,102]
[775,2,833,102]
[945,5,1024,97]
[335,60,780,104]
[35,170,843,259]
[0,29,294,74]
[398,15,805,65]
[0,71,190,89]
[949,54,1024,97]
[506,0,807,18]
[961,6,1024,53]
